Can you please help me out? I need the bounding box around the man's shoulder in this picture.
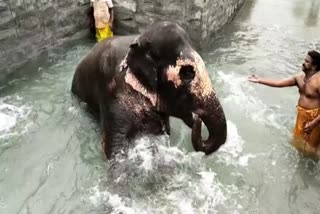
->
[106,0,113,8]
[294,72,304,79]
[314,72,320,83]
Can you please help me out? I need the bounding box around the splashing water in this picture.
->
[87,120,245,214]
[0,97,32,139]
[218,71,285,130]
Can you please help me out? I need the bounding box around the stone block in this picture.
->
[115,5,136,20]
[78,0,90,5]
[136,0,155,13]
[15,10,41,31]
[0,7,13,20]
[23,0,38,10]
[114,0,137,12]
[115,19,138,35]
[157,5,184,18]
[38,5,57,29]
[55,25,81,40]
[0,0,9,13]
[8,46,26,64]
[57,0,77,8]
[0,15,17,31]
[35,0,56,10]
[0,28,17,41]
[7,0,24,14]
[0,34,19,53]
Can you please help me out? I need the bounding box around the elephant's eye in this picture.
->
[145,52,153,61]
[179,65,195,83]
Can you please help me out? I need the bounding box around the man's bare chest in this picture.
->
[296,77,319,99]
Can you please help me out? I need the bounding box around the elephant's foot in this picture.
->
[161,115,170,135]
[165,118,170,135]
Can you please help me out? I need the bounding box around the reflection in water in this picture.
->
[292,0,305,18]
[204,0,258,56]
[288,158,320,213]
[235,0,257,23]
[305,0,320,26]
[293,0,320,27]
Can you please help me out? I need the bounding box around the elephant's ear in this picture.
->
[126,39,158,93]
[125,40,158,106]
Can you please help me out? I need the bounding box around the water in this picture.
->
[1,0,320,213]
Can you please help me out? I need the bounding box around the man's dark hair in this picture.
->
[308,50,320,71]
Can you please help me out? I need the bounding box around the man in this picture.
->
[248,50,320,158]
[90,0,114,42]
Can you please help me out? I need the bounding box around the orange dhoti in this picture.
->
[292,106,320,158]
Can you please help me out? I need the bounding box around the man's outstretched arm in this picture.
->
[248,75,297,87]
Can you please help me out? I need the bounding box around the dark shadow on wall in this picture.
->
[305,0,319,27]
[288,157,320,213]
[292,0,319,27]
[203,0,258,55]
[292,0,306,18]
[234,0,257,23]
[0,0,92,84]
[0,38,94,89]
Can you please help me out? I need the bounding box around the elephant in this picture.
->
[71,21,227,159]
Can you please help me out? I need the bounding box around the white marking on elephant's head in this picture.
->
[166,64,182,87]
[165,50,213,98]
[119,55,128,72]
[125,70,158,107]
[191,51,214,97]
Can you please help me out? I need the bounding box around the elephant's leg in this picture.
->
[103,132,123,159]
[101,132,109,159]
[164,116,170,135]
[158,113,170,135]
[100,124,131,159]
[98,98,113,159]
[106,124,132,159]
[101,103,133,159]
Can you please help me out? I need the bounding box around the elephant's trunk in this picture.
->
[192,92,227,155]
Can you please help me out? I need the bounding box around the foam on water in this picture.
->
[218,71,285,131]
[0,112,15,133]
[89,186,137,214]
[88,120,245,213]
[216,121,246,165]
[0,97,32,139]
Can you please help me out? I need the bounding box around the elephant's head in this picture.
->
[124,21,227,155]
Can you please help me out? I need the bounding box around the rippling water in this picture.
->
[1,0,320,213]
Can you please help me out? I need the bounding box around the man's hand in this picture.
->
[304,121,318,134]
[248,75,260,83]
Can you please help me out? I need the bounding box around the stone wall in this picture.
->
[0,0,90,81]
[0,0,244,82]
[114,0,245,48]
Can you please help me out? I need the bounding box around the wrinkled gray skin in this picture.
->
[71,21,227,159]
